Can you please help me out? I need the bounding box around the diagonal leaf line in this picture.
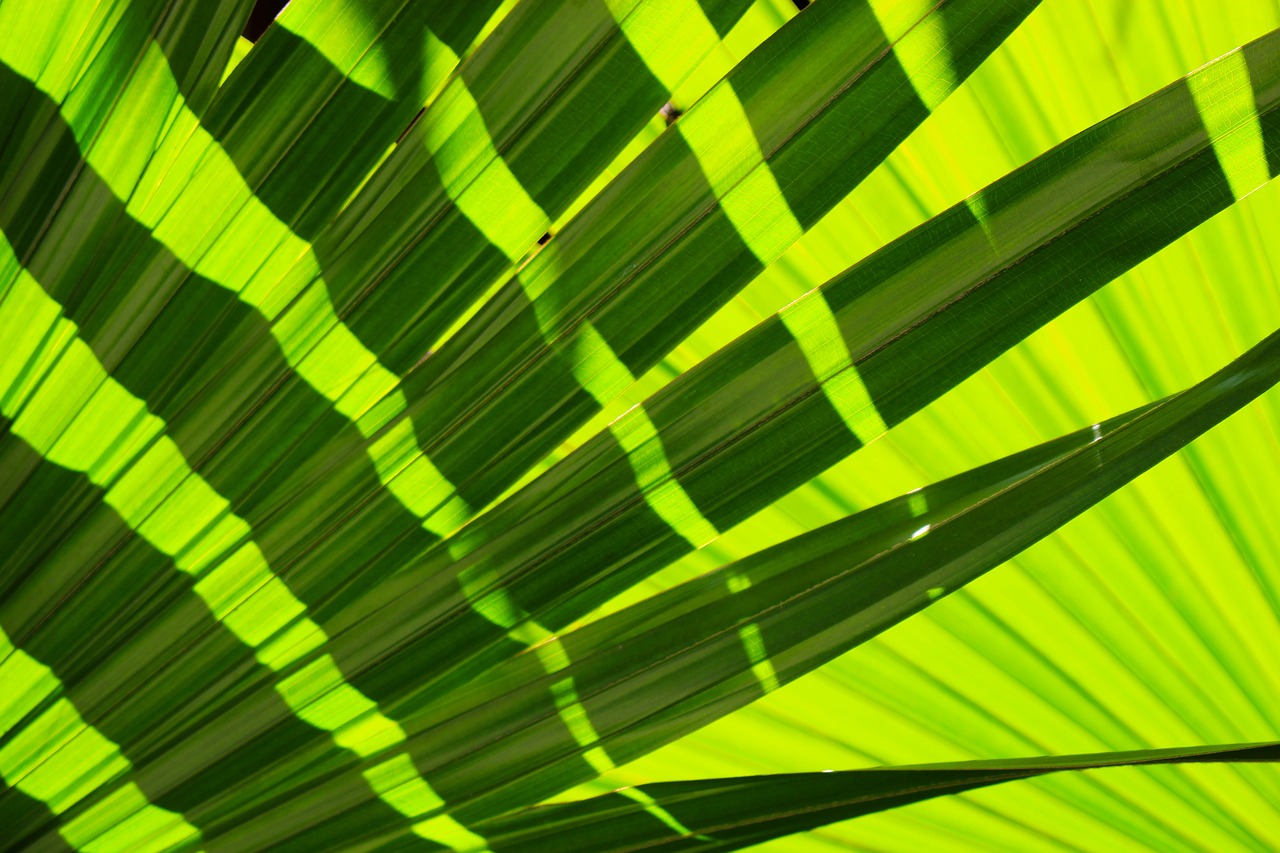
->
[0,55,262,466]
[3,0,717,567]
[7,6,1277,847]
[0,450,418,839]
[0,473,271,816]
[0,341,204,651]
[3,21,450,499]
[2,38,440,567]
[408,2,916,431]
[371,113,1229,658]
[610,744,1280,852]
[0,308,272,676]
[681,751,1280,849]
[0,269,473,844]
[0,482,208,837]
[0,635,200,849]
[218,0,445,215]
[0,380,414,813]
[478,742,1235,852]
[0,462,459,836]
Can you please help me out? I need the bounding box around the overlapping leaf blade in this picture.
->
[152,309,1280,849]
[375,0,1040,520]
[373,327,1280,825]
[315,27,1280,729]
[2,0,1279,851]
[478,743,1280,852]
[0,2,800,847]
[0,12,1043,835]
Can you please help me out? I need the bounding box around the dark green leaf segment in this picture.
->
[476,743,1280,852]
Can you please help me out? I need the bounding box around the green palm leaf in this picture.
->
[324,26,1280,700]
[3,0,1280,851]
[375,328,1280,829]
[479,742,1280,852]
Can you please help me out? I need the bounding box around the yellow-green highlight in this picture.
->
[678,83,804,263]
[1187,49,1270,201]
[868,0,958,111]
[779,290,889,445]
[0,630,199,852]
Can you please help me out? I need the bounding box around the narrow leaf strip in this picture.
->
[474,742,1280,852]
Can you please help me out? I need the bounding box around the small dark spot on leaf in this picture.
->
[660,102,683,127]
[792,0,810,9]
[397,107,427,144]
[242,0,290,42]
[538,232,552,245]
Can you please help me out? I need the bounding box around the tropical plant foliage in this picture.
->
[2,0,1280,850]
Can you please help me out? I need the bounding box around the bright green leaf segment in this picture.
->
[2,0,1280,851]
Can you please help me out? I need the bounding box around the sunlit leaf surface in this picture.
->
[2,0,1279,850]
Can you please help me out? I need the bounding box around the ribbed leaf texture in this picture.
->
[2,1,1280,851]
